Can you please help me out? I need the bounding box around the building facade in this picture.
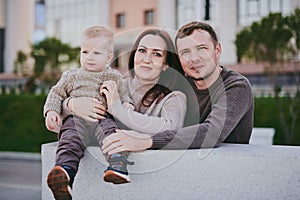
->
[0,0,45,74]
[1,0,300,96]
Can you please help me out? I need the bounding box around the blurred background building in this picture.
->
[1,0,300,95]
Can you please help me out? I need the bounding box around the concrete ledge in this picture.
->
[250,127,275,145]
[42,141,300,200]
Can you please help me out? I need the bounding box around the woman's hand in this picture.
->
[100,80,122,112]
[102,129,153,155]
[68,97,106,121]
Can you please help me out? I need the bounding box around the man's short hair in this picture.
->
[175,21,219,49]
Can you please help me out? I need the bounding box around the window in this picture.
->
[0,29,4,72]
[144,10,154,25]
[116,13,125,28]
[204,0,210,20]
[238,0,288,26]
[35,2,45,28]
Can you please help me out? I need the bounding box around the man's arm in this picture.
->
[151,76,254,149]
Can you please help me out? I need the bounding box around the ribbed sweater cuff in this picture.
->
[43,103,61,117]
[151,130,175,149]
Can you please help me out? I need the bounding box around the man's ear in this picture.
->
[215,43,222,59]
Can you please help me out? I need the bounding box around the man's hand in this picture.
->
[102,129,153,155]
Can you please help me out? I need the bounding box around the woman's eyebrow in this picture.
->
[138,45,164,52]
[152,48,164,52]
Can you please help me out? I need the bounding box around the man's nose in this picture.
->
[190,50,200,63]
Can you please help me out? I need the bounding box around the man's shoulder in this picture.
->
[222,67,251,86]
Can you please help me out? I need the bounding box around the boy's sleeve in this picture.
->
[43,70,74,117]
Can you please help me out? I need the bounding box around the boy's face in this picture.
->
[80,36,113,72]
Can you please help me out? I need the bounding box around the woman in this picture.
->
[64,28,192,166]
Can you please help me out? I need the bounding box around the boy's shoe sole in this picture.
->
[47,166,72,200]
[103,169,130,184]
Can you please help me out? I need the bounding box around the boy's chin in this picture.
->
[83,66,103,72]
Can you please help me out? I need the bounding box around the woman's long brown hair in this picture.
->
[128,28,184,107]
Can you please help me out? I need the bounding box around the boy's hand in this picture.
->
[45,111,62,133]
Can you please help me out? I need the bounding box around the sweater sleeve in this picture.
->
[151,77,254,149]
[109,91,187,134]
[43,70,74,117]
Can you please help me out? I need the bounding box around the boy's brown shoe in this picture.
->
[47,166,72,200]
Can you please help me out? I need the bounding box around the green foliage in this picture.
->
[0,95,57,152]
[31,37,79,73]
[235,28,252,62]
[235,12,295,63]
[0,95,299,153]
[13,50,28,74]
[254,97,300,145]
[15,37,80,93]
[235,8,300,145]
[287,8,300,51]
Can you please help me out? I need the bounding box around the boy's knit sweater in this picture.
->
[62,76,187,134]
[43,67,132,117]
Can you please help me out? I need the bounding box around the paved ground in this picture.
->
[0,152,41,200]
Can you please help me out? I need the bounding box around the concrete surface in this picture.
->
[42,142,300,200]
[0,152,41,200]
[249,127,275,145]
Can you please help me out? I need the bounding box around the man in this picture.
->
[102,21,254,153]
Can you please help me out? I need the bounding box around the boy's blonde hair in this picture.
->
[81,25,114,52]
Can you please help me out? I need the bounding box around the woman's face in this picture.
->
[134,34,168,83]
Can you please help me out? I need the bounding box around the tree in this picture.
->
[13,50,28,75]
[22,37,80,93]
[235,9,300,145]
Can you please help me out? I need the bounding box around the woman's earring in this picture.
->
[163,65,168,72]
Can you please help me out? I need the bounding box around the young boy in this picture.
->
[44,26,134,200]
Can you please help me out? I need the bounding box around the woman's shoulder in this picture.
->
[122,77,131,87]
[162,91,187,103]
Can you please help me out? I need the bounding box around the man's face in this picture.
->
[176,29,221,81]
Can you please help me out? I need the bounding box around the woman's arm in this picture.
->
[102,77,254,154]
[101,80,187,133]
[114,92,186,133]
[61,97,107,121]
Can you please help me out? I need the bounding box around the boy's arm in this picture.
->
[43,70,74,117]
[45,110,62,133]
